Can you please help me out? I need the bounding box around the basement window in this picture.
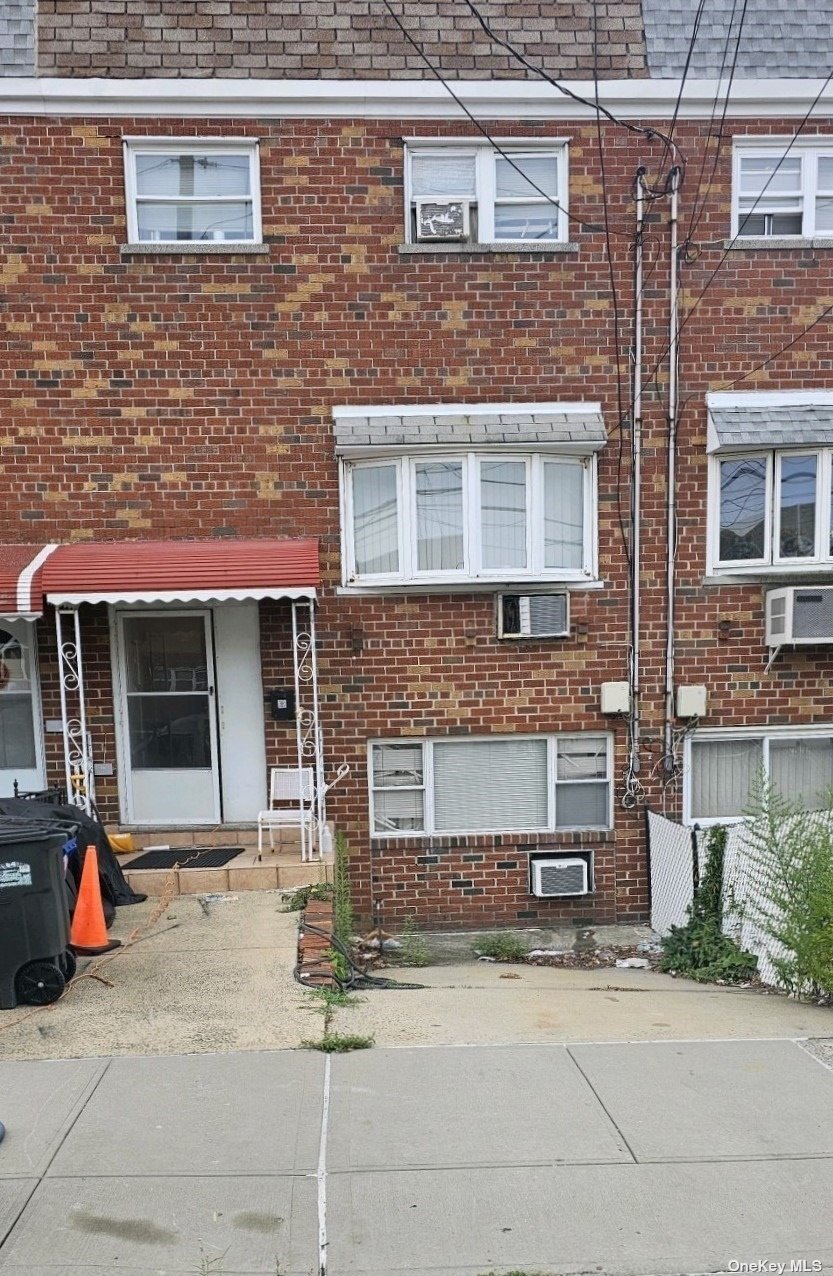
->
[685,728,833,824]
[369,734,613,836]
[123,139,262,245]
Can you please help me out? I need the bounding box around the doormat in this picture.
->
[126,846,244,871]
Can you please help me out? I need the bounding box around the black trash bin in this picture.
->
[0,818,76,1010]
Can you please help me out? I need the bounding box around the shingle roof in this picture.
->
[643,0,833,80]
[333,408,607,454]
[710,404,833,449]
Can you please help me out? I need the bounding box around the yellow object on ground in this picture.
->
[108,832,136,855]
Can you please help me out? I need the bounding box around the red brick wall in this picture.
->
[4,113,833,928]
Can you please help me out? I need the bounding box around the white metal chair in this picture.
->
[257,766,316,860]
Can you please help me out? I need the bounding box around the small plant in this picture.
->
[659,826,757,984]
[282,881,334,912]
[305,986,362,1012]
[473,932,530,962]
[396,913,431,967]
[302,1032,374,1053]
[333,830,354,944]
[324,945,351,985]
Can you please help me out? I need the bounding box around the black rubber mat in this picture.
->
[126,846,243,870]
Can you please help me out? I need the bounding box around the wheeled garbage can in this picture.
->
[0,818,76,1009]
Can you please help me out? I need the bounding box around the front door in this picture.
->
[0,620,45,797]
[116,611,220,824]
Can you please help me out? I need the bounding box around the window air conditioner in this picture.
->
[766,586,833,646]
[498,593,569,640]
[414,198,470,241]
[530,856,590,898]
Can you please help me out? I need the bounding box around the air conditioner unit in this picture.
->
[414,198,470,241]
[530,856,591,898]
[766,586,833,646]
[498,593,569,640]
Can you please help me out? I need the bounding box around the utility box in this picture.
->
[676,685,707,718]
[600,681,630,714]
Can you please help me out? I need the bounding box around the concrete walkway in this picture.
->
[2,1037,833,1274]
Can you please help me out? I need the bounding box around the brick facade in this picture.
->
[3,107,833,929]
[35,1,648,80]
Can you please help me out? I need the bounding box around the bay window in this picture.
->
[370,734,613,836]
[713,447,833,570]
[344,452,595,585]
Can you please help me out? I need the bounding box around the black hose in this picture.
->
[296,919,426,991]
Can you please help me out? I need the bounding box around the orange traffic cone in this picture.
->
[70,845,122,956]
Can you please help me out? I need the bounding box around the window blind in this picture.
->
[433,738,548,831]
[690,738,763,819]
[411,153,477,199]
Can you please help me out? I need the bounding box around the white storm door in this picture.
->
[0,619,46,798]
[213,602,267,821]
[117,610,220,825]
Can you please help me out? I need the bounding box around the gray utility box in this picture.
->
[0,820,73,1009]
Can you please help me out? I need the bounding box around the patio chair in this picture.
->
[257,766,316,860]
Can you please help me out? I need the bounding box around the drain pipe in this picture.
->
[625,169,646,802]
[663,167,681,776]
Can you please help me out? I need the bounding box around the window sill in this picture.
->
[337,579,604,596]
[723,236,833,250]
[704,566,833,585]
[120,242,270,256]
[398,241,579,256]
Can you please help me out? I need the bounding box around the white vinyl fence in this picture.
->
[648,808,833,988]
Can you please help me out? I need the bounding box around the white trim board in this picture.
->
[333,401,602,419]
[0,77,832,119]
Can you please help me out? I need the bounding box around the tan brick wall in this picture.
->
[37,1,648,79]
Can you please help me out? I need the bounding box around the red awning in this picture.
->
[0,544,58,619]
[39,538,320,606]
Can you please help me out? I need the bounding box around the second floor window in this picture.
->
[406,144,568,245]
[733,144,833,239]
[714,448,833,569]
[343,452,595,586]
[124,139,261,244]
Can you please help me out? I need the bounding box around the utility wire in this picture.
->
[378,0,636,242]
[646,0,708,194]
[683,0,749,249]
[457,0,686,181]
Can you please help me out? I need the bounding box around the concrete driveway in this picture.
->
[1,1037,833,1274]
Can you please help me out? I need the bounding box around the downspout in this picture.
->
[663,167,681,775]
[626,169,645,800]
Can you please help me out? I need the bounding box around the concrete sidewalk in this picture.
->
[2,1037,833,1275]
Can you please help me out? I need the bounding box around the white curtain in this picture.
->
[433,738,548,831]
[416,462,464,571]
[480,461,527,570]
[770,738,833,809]
[543,461,583,568]
[410,152,477,198]
[352,466,399,575]
[690,739,763,819]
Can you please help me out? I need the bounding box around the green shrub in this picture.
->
[333,830,354,945]
[473,932,530,962]
[744,781,833,1001]
[659,826,757,984]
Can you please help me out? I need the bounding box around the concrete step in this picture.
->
[123,849,331,897]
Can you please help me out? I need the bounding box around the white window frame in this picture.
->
[404,139,569,245]
[368,733,614,837]
[683,723,833,826]
[708,447,833,574]
[123,137,262,246]
[731,139,833,239]
[342,451,597,587]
